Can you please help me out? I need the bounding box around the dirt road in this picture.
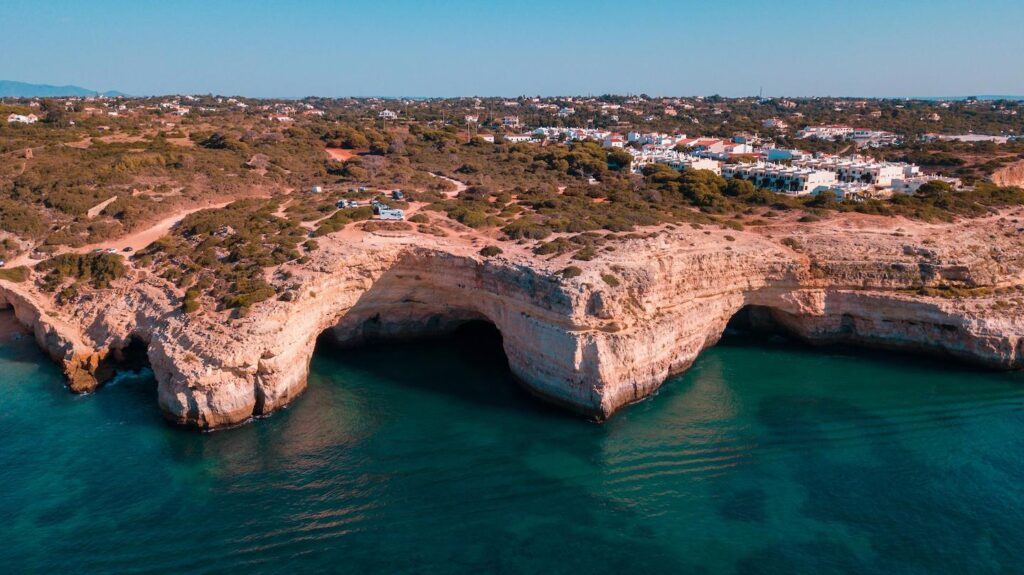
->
[4,201,233,268]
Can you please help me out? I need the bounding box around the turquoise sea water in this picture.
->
[3,314,1024,574]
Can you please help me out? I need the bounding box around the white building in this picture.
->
[378,109,398,120]
[502,115,521,128]
[793,157,916,187]
[721,163,837,195]
[629,149,721,175]
[602,135,626,148]
[890,176,962,195]
[814,182,875,201]
[797,125,855,140]
[505,134,533,143]
[6,113,38,124]
[764,148,811,162]
[927,134,1009,144]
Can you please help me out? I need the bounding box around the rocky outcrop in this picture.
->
[3,209,1024,429]
[0,282,113,391]
[993,160,1024,188]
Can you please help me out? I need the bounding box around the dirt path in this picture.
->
[82,201,235,254]
[430,172,467,197]
[4,200,234,268]
[325,148,357,161]
[86,196,119,219]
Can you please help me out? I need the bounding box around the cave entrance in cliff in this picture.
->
[724,305,795,340]
[113,336,152,373]
[313,316,533,411]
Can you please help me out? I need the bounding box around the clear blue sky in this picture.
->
[2,0,1022,98]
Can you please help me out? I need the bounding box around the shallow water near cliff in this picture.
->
[3,315,1024,574]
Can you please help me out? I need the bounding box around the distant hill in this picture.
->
[0,80,125,98]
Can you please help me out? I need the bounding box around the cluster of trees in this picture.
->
[136,199,310,315]
[36,253,126,291]
[641,165,781,211]
[317,124,390,154]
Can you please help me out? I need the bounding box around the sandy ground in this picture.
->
[86,196,119,219]
[325,148,357,161]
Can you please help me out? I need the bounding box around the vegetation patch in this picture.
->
[0,266,30,283]
[36,253,126,290]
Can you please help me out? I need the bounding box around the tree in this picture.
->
[808,190,838,208]
[679,169,727,207]
[724,178,756,197]
[915,180,953,198]
[606,148,633,171]
[200,132,229,149]
[40,99,70,127]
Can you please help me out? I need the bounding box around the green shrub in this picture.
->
[559,266,583,279]
[0,266,30,283]
[479,245,503,257]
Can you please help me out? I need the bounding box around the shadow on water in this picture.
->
[312,320,577,421]
[721,303,1015,378]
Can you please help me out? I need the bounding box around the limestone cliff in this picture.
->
[2,209,1023,429]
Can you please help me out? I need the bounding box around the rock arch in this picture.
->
[150,249,609,429]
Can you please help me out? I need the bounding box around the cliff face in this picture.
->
[3,209,1024,429]
[994,160,1024,189]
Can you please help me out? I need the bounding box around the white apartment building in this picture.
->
[378,109,398,120]
[630,149,721,175]
[721,163,837,195]
[797,125,855,140]
[815,182,875,201]
[793,157,916,187]
[602,135,626,148]
[890,176,962,195]
[502,115,521,128]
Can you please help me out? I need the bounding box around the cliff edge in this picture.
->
[2,209,1023,429]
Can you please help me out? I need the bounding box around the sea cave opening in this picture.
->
[96,334,157,394]
[312,314,538,413]
[723,305,795,340]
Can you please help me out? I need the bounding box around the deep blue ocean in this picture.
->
[2,313,1024,574]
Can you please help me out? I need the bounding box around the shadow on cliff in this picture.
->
[723,304,1006,377]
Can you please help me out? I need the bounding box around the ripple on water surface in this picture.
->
[2,316,1024,573]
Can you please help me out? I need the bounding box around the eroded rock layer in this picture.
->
[2,210,1023,429]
